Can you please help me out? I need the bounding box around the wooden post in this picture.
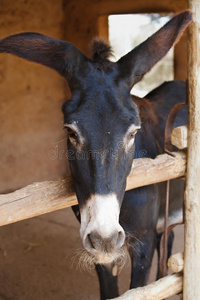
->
[183,2,200,299]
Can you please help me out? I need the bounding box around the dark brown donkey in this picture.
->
[0,10,191,299]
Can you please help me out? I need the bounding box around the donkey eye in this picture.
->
[67,128,77,138]
[128,130,138,140]
[64,126,78,145]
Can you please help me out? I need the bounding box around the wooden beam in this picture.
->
[126,151,186,191]
[110,273,182,300]
[168,252,184,273]
[0,151,186,227]
[184,2,200,299]
[171,126,188,149]
[0,177,77,226]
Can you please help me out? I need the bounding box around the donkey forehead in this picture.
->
[64,79,140,128]
[64,100,140,137]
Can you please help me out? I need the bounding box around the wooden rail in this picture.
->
[110,273,183,300]
[110,252,184,300]
[0,151,186,226]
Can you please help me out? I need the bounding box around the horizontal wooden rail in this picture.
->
[126,150,186,191]
[110,273,182,300]
[0,151,186,226]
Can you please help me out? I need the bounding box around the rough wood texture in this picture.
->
[110,273,183,300]
[183,2,200,299]
[126,151,186,191]
[171,126,188,149]
[0,151,186,226]
[0,177,77,226]
[168,252,184,273]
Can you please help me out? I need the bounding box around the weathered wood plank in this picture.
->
[183,1,200,299]
[126,151,186,191]
[110,273,182,300]
[0,151,187,226]
[0,177,77,226]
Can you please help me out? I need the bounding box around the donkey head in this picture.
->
[0,10,191,264]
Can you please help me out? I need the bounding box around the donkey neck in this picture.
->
[132,95,164,159]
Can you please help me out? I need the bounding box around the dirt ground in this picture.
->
[0,208,184,300]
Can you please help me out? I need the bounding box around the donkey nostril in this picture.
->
[83,233,96,253]
[88,231,102,251]
[87,233,95,249]
[116,230,125,248]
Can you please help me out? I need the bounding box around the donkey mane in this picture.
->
[91,38,114,69]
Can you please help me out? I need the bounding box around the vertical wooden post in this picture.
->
[183,1,200,299]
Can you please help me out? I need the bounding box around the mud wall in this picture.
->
[0,0,188,193]
[0,0,68,193]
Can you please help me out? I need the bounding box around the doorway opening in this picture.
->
[108,14,174,97]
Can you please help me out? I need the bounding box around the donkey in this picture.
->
[0,10,191,299]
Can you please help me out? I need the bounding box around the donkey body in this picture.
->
[0,10,191,299]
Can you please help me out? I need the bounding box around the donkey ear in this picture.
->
[117,10,192,90]
[0,32,89,91]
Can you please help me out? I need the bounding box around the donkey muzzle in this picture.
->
[83,229,125,254]
[80,194,125,259]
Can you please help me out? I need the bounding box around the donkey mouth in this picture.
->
[95,249,126,264]
[77,244,128,271]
